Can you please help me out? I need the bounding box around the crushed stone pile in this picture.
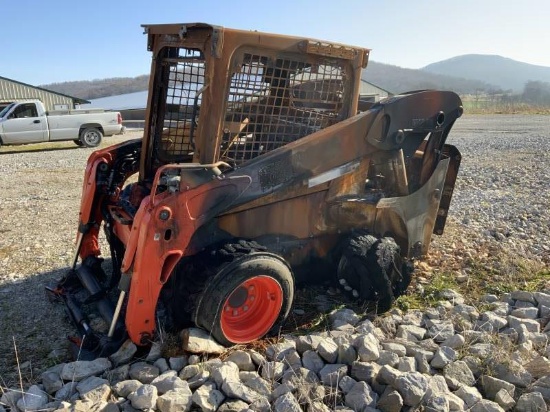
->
[2,289,550,412]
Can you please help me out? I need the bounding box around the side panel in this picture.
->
[48,113,121,140]
[218,190,329,240]
[123,175,253,343]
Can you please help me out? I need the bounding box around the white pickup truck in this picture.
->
[0,100,125,148]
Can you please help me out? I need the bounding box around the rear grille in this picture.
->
[220,53,348,166]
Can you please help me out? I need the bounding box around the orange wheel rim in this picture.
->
[220,275,283,343]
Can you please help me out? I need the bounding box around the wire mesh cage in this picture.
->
[152,47,349,166]
[220,53,348,166]
[154,47,206,161]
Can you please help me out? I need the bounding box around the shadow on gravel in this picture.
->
[0,261,374,386]
[0,266,75,386]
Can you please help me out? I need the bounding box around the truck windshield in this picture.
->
[0,103,15,118]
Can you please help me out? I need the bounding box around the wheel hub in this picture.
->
[220,275,283,343]
[227,286,249,308]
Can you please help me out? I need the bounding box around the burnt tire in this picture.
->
[161,240,294,346]
[337,234,412,313]
[195,252,294,346]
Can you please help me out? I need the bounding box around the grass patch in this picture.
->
[397,249,549,313]
[462,253,548,297]
[396,271,459,311]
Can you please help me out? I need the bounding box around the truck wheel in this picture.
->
[337,233,411,312]
[194,245,294,346]
[80,128,103,147]
[73,139,84,147]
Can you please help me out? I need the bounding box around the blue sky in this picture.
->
[2,0,549,86]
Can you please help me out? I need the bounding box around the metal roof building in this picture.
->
[0,76,89,112]
[359,79,393,102]
[86,90,149,111]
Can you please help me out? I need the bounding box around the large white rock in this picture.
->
[430,346,457,369]
[60,358,112,381]
[225,350,256,371]
[192,385,225,412]
[265,340,296,361]
[319,364,348,386]
[210,361,240,387]
[469,399,506,411]
[273,392,301,412]
[76,376,111,402]
[128,384,158,410]
[128,361,160,384]
[16,385,48,412]
[345,381,378,410]
[109,339,137,365]
[302,350,325,374]
[455,385,483,408]
[221,380,264,403]
[260,361,286,381]
[354,333,380,362]
[515,392,547,412]
[317,338,338,363]
[156,388,193,412]
[151,372,190,395]
[112,379,142,397]
[394,372,429,407]
[180,328,226,354]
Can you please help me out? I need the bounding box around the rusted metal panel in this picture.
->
[138,24,368,179]
[218,190,328,240]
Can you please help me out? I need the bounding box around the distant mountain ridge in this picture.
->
[40,62,497,101]
[39,55,550,100]
[39,75,149,100]
[422,54,550,92]
[361,61,496,95]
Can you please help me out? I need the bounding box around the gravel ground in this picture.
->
[0,132,143,382]
[0,115,549,384]
[445,115,550,263]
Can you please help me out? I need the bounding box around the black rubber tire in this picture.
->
[73,139,84,147]
[337,233,412,313]
[161,240,294,346]
[195,251,294,346]
[80,127,103,147]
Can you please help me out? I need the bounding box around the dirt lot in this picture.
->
[1,116,549,383]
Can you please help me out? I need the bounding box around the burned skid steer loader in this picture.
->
[48,23,462,357]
